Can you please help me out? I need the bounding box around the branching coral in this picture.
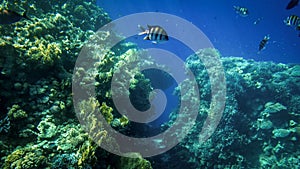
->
[3,147,47,169]
[77,139,98,168]
[99,102,114,124]
[25,38,62,66]
[77,97,109,145]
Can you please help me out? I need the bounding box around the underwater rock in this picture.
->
[272,128,291,138]
[289,65,300,77]
[263,102,287,114]
[257,119,273,130]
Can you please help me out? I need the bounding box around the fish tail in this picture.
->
[138,25,147,35]
[138,25,145,31]
[22,10,33,22]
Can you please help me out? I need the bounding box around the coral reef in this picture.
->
[3,147,47,169]
[149,48,300,169]
[118,153,153,169]
[0,0,151,168]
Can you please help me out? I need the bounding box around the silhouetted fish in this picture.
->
[0,9,30,24]
[286,0,299,10]
[138,25,169,44]
[259,35,270,51]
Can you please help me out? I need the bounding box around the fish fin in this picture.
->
[151,41,158,44]
[138,24,145,32]
[147,24,151,29]
[138,31,146,35]
[143,36,150,40]
[22,10,33,22]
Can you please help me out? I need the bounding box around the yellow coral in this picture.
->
[77,139,98,168]
[119,115,129,127]
[25,38,61,65]
[119,152,152,169]
[100,102,114,124]
[4,147,46,169]
[77,97,110,145]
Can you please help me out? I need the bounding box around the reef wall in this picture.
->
[149,49,300,169]
[0,0,152,168]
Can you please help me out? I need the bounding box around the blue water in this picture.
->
[97,0,300,64]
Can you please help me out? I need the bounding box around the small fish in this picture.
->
[253,17,263,25]
[138,25,169,44]
[284,15,300,37]
[284,15,300,27]
[286,0,299,10]
[259,35,270,51]
[0,9,30,24]
[233,6,249,17]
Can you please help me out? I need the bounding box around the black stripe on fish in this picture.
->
[153,27,160,40]
[158,28,163,41]
[284,15,300,26]
[259,35,270,51]
[138,25,169,43]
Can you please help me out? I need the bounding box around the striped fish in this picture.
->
[138,25,169,44]
[284,15,300,26]
[259,35,270,51]
[233,6,249,17]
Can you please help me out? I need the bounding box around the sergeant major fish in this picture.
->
[284,15,300,28]
[138,25,169,44]
[284,15,300,37]
[258,35,270,51]
[233,6,249,17]
[0,9,31,24]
